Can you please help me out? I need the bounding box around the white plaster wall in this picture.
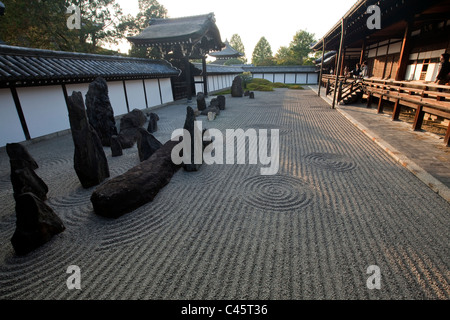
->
[274,74,285,83]
[405,64,415,80]
[414,63,423,80]
[426,63,439,82]
[285,74,296,84]
[253,73,263,79]
[65,83,89,101]
[208,76,215,92]
[0,89,26,146]
[194,76,203,94]
[296,74,307,84]
[307,73,319,84]
[263,74,273,82]
[106,81,128,116]
[125,80,146,110]
[144,79,162,107]
[159,78,173,104]
[17,85,69,139]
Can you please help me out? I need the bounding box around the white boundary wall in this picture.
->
[0,77,174,147]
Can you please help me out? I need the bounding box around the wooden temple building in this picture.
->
[313,0,450,145]
[208,40,244,65]
[127,13,224,101]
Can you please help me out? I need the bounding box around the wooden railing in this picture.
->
[318,75,450,146]
[363,78,450,146]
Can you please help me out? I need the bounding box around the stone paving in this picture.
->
[0,88,448,300]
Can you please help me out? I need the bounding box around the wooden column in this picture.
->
[202,56,208,97]
[339,47,346,76]
[332,18,346,109]
[359,39,366,65]
[10,86,31,141]
[185,58,192,102]
[395,19,413,81]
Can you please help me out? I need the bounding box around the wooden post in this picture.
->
[339,47,346,77]
[185,58,192,102]
[338,81,343,102]
[202,56,208,97]
[377,95,384,113]
[359,39,366,65]
[412,105,425,131]
[395,18,413,81]
[392,99,401,120]
[318,39,326,97]
[326,79,331,95]
[366,92,372,108]
[332,18,346,109]
[10,86,31,141]
[444,124,450,147]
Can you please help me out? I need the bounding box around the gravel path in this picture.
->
[0,88,448,300]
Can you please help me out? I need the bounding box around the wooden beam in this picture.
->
[377,95,384,113]
[185,58,192,102]
[359,39,366,65]
[122,80,130,113]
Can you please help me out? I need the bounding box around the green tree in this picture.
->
[229,33,246,63]
[0,0,125,53]
[289,30,316,65]
[252,36,273,66]
[118,0,167,59]
[223,58,245,66]
[275,46,298,65]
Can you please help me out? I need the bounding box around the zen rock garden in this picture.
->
[5,76,229,255]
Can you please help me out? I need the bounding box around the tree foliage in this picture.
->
[274,30,316,65]
[251,36,273,66]
[229,33,246,63]
[0,0,125,53]
[118,0,168,59]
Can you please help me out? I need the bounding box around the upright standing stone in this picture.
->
[147,113,159,133]
[11,192,65,256]
[67,91,110,188]
[217,95,226,110]
[136,128,163,162]
[85,77,118,147]
[118,109,147,148]
[249,92,255,99]
[110,135,123,157]
[183,106,202,172]
[6,143,48,201]
[6,143,38,171]
[231,76,244,97]
[196,92,207,111]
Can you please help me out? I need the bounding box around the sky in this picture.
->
[115,0,357,60]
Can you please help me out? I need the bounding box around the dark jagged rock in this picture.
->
[217,95,226,110]
[6,143,38,171]
[6,143,48,201]
[196,92,207,111]
[183,106,203,172]
[11,167,49,201]
[231,76,243,97]
[118,109,147,148]
[200,106,220,116]
[249,92,255,99]
[210,98,219,108]
[11,192,65,256]
[85,77,118,147]
[91,140,182,218]
[147,112,159,133]
[244,90,250,97]
[67,91,110,189]
[110,135,123,157]
[137,128,163,162]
